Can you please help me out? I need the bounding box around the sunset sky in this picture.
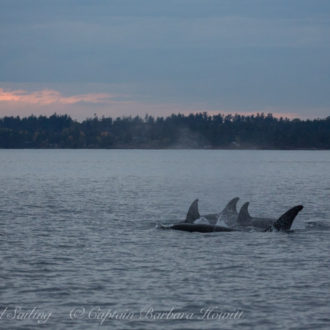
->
[1,0,329,120]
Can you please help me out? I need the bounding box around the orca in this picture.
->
[237,202,276,230]
[184,199,201,223]
[160,201,303,233]
[159,222,234,232]
[264,205,304,232]
[215,197,239,227]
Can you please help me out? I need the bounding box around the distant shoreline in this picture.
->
[1,113,329,149]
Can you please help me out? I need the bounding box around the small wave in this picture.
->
[305,220,330,230]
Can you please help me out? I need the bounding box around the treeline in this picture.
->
[0,113,329,149]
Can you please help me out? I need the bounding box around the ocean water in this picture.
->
[0,150,330,330]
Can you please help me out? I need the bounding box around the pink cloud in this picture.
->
[0,88,115,105]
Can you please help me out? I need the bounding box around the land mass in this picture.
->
[0,113,329,149]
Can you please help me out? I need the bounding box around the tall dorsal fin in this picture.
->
[237,202,252,225]
[222,197,239,214]
[266,205,303,231]
[185,199,200,223]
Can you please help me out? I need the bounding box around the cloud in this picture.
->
[0,86,302,120]
[1,1,330,119]
[0,88,116,105]
[0,86,187,119]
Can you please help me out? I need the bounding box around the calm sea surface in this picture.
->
[0,150,330,329]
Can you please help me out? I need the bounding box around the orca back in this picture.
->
[265,205,303,232]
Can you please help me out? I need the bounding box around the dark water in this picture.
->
[0,150,330,329]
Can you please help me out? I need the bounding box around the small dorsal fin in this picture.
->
[185,199,200,223]
[237,202,252,225]
[266,205,303,231]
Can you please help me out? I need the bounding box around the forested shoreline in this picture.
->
[0,113,329,149]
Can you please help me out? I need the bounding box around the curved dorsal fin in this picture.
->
[269,205,304,231]
[185,199,200,223]
[237,202,252,225]
[222,197,239,214]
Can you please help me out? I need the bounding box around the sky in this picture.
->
[0,0,329,120]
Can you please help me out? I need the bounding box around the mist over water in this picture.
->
[0,150,330,329]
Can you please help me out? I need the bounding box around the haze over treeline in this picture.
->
[0,113,329,149]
